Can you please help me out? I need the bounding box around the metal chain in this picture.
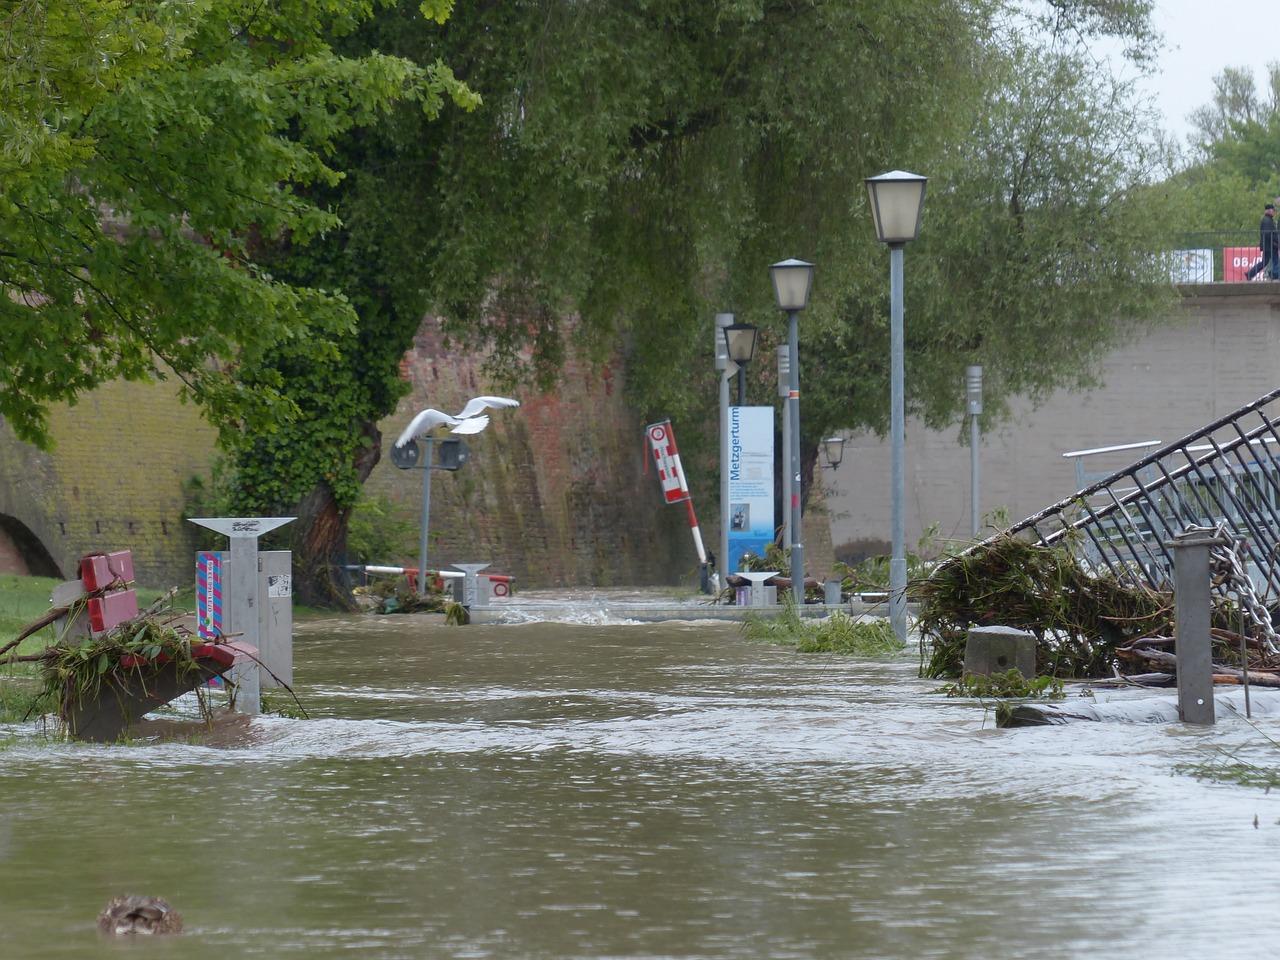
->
[1199,521,1279,656]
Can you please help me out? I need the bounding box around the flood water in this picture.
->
[4,614,1280,958]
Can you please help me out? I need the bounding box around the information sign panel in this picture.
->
[727,406,775,574]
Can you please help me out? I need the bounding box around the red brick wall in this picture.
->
[366,319,694,587]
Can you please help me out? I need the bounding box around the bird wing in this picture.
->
[394,408,460,448]
[454,395,521,419]
[448,414,490,435]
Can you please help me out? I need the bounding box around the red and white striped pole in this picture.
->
[645,420,707,567]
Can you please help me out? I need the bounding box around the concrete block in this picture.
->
[963,625,1037,678]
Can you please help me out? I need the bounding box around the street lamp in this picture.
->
[722,322,758,404]
[776,346,792,548]
[822,436,845,470]
[392,396,519,595]
[770,257,815,606]
[865,169,927,642]
[966,365,983,538]
[715,313,734,594]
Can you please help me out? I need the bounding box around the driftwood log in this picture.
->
[1115,643,1280,687]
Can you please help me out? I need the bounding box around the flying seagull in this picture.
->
[394,409,490,448]
[454,395,521,420]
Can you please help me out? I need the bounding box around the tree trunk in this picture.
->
[291,419,383,609]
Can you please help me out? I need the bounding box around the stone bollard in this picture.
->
[1165,529,1225,725]
[963,625,1036,678]
[824,579,842,605]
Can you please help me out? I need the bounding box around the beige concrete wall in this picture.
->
[825,286,1280,558]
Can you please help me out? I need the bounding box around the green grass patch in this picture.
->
[0,675,45,724]
[0,574,64,653]
[743,601,906,657]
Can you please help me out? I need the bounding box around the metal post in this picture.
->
[970,414,980,538]
[737,366,746,405]
[967,365,983,538]
[716,314,732,585]
[453,563,490,610]
[416,436,435,596]
[889,244,907,641]
[787,309,804,605]
[777,345,792,550]
[227,533,260,714]
[1166,529,1219,725]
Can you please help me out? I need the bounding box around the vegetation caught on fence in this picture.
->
[914,535,1175,679]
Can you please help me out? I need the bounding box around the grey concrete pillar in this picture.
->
[1166,529,1222,725]
[453,563,491,610]
[258,551,293,689]
[963,625,1036,678]
[824,579,842,605]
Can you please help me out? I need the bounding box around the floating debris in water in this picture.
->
[97,895,183,936]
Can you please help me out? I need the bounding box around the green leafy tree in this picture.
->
[0,0,471,447]
[223,0,1171,602]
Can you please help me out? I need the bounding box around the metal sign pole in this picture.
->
[417,436,435,595]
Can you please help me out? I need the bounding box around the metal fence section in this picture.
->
[1167,231,1278,284]
[1004,387,1280,603]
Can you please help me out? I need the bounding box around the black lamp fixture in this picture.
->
[822,436,845,470]
[722,322,758,404]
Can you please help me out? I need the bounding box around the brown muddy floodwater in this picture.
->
[3,613,1280,958]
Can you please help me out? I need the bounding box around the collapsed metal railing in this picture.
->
[1004,386,1280,605]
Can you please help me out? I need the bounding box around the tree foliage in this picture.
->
[1158,62,1280,241]
[0,0,471,447]
[216,0,1173,602]
[5,0,1170,600]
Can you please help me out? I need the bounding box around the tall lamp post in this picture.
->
[865,169,927,643]
[715,313,734,591]
[770,258,815,606]
[777,346,792,549]
[966,365,983,538]
[723,322,759,404]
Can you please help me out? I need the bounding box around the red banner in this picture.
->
[1224,247,1263,282]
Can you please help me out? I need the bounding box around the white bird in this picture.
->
[394,409,490,448]
[454,395,521,420]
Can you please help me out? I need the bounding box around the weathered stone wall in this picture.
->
[365,320,695,586]
[0,379,216,586]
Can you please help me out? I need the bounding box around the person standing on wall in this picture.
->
[1246,202,1280,280]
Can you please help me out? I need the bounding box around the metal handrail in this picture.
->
[993,386,1280,601]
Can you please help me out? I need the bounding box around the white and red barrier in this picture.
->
[645,419,708,566]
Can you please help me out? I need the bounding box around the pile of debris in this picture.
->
[914,535,1275,683]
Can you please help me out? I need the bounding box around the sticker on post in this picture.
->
[267,574,292,599]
